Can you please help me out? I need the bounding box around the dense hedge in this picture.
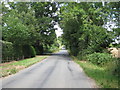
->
[22,45,36,58]
[34,45,44,55]
[30,46,36,57]
[1,40,36,63]
[86,53,115,66]
[1,40,14,62]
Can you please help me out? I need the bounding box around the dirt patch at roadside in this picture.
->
[0,61,17,66]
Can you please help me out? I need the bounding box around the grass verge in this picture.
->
[72,56,119,88]
[1,55,48,77]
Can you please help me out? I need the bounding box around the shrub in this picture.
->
[34,45,44,55]
[77,49,94,60]
[22,45,36,58]
[105,58,119,76]
[111,58,120,76]
[87,53,115,66]
[1,40,14,62]
[47,44,59,53]
[13,45,24,60]
[30,46,36,57]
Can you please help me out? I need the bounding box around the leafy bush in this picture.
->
[30,46,36,57]
[1,40,25,62]
[1,40,36,62]
[13,45,24,60]
[22,45,36,58]
[34,45,44,55]
[77,49,94,60]
[105,58,119,77]
[87,53,115,66]
[1,40,14,62]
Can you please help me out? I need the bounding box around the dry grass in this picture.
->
[1,55,48,77]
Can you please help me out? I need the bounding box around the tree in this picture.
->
[31,2,59,53]
[2,2,39,58]
[60,2,114,58]
[2,2,60,58]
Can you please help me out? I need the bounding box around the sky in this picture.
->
[54,23,63,38]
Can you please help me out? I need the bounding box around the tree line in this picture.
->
[2,2,60,62]
[1,2,119,63]
[59,2,119,78]
[59,2,119,59]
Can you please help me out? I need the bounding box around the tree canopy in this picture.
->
[1,2,119,61]
[59,2,119,58]
[2,2,60,60]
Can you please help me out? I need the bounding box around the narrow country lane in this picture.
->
[2,50,97,88]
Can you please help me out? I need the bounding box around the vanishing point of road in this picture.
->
[2,50,97,88]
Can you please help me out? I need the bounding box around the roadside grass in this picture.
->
[73,56,119,88]
[1,55,48,77]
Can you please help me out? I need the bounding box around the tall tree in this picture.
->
[60,2,114,57]
[31,2,59,53]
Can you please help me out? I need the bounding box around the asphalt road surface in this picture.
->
[2,50,97,88]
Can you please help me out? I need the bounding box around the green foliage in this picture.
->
[2,2,59,61]
[60,2,114,57]
[34,44,44,55]
[31,2,59,51]
[86,53,115,66]
[13,45,23,60]
[7,68,18,75]
[2,7,39,46]
[2,10,31,46]
[74,59,119,88]
[1,40,24,62]
[46,43,59,53]
[22,45,36,58]
[112,28,120,48]
[1,40,14,62]
[30,46,36,57]
[105,59,119,77]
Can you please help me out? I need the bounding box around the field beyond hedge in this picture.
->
[1,55,48,77]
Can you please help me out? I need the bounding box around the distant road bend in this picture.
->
[2,50,97,88]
